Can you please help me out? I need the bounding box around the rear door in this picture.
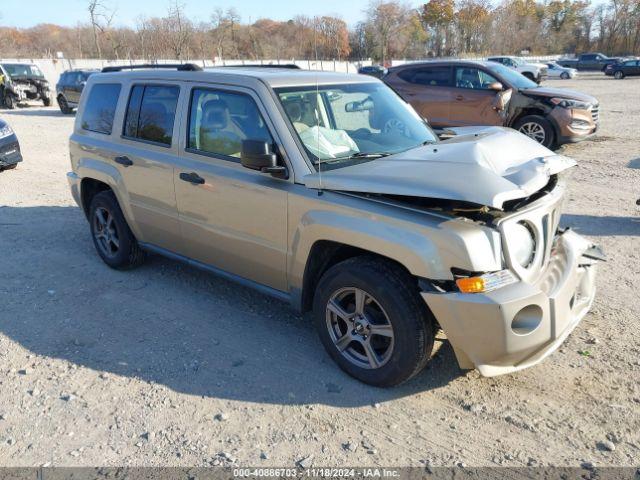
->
[448,66,505,126]
[386,66,453,127]
[109,81,184,250]
[66,72,83,104]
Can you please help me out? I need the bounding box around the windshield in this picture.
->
[276,82,437,170]
[2,64,44,78]
[485,63,537,90]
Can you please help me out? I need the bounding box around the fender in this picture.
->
[287,196,503,305]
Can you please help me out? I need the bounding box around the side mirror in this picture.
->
[240,140,287,178]
[488,82,503,92]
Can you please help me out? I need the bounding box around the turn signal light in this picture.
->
[456,277,485,293]
[455,270,517,293]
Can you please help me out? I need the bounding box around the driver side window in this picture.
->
[455,67,499,90]
[187,88,273,159]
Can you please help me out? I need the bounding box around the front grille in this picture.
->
[590,104,600,123]
[497,183,566,283]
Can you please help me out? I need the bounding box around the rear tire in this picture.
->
[313,256,435,387]
[614,70,624,79]
[522,72,535,81]
[513,114,556,149]
[57,95,73,114]
[0,164,17,172]
[43,96,52,107]
[89,190,145,270]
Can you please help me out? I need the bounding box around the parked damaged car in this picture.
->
[0,117,22,171]
[383,60,599,149]
[68,65,602,386]
[0,63,52,109]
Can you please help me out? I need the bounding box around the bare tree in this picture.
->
[87,0,115,58]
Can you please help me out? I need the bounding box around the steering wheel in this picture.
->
[383,118,408,136]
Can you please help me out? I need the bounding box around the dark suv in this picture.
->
[56,69,98,113]
[384,60,599,149]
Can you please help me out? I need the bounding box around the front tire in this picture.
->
[522,72,535,81]
[89,190,145,270]
[514,114,556,149]
[560,72,570,79]
[42,96,52,107]
[3,93,16,110]
[313,257,435,387]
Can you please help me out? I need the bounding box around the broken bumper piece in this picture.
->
[423,230,600,377]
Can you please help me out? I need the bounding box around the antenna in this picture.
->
[314,16,322,195]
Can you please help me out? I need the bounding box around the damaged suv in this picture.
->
[68,65,601,386]
[384,60,598,149]
[0,63,52,109]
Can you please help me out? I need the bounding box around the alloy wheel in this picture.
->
[519,122,546,144]
[325,287,395,369]
[93,207,120,258]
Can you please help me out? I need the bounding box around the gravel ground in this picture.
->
[0,74,639,468]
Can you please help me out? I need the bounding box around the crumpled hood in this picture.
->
[522,86,596,104]
[303,126,576,210]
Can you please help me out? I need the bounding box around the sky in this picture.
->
[1,0,422,28]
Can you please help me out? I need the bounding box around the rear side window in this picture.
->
[123,84,180,146]
[398,67,452,87]
[187,88,272,159]
[81,83,121,135]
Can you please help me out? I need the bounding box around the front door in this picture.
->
[174,85,289,292]
[447,66,507,127]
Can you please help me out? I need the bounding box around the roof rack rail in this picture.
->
[216,64,301,69]
[101,63,203,73]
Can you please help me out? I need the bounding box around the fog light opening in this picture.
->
[511,305,543,335]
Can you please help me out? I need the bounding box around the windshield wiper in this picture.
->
[332,152,392,161]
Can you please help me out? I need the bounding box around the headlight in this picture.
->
[509,221,536,267]
[0,124,14,139]
[550,97,591,110]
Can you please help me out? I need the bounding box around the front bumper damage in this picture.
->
[423,229,600,376]
[0,137,22,167]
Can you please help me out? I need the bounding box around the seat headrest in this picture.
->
[202,99,230,130]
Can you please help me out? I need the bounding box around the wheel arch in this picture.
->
[510,108,560,142]
[80,177,112,219]
[298,240,421,313]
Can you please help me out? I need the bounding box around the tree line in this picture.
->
[0,0,638,62]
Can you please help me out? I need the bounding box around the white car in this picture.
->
[487,56,547,83]
[546,62,577,79]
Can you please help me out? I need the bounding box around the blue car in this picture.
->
[0,118,22,171]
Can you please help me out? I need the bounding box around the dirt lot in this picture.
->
[0,74,639,468]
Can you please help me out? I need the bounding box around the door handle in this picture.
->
[114,155,133,167]
[179,172,205,185]
[455,95,464,101]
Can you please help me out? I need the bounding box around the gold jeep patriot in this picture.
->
[67,64,603,387]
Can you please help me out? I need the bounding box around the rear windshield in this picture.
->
[81,83,121,135]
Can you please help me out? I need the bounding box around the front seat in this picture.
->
[199,99,246,156]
